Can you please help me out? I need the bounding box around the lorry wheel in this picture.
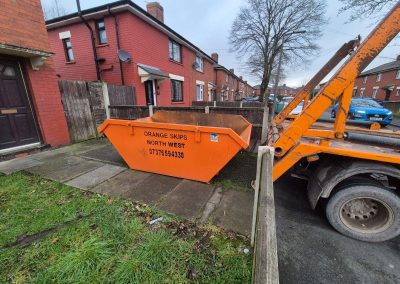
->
[326,182,400,242]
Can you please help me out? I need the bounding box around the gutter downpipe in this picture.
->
[108,6,124,85]
[76,0,101,80]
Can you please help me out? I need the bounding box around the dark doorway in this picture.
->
[384,89,392,101]
[0,58,40,151]
[145,80,155,105]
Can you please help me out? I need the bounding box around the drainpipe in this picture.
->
[108,6,124,85]
[76,0,101,80]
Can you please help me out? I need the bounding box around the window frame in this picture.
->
[396,70,400,80]
[195,55,203,72]
[360,88,365,98]
[396,87,400,97]
[363,76,368,84]
[169,39,182,63]
[372,87,379,99]
[376,73,382,82]
[352,87,357,96]
[62,38,75,62]
[196,83,204,101]
[171,79,183,102]
[95,19,108,45]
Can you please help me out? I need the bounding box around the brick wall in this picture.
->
[355,70,400,101]
[25,59,70,146]
[0,0,50,51]
[47,11,218,107]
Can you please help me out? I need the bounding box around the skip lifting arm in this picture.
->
[271,2,400,180]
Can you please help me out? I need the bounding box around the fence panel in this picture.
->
[59,80,98,142]
[383,101,400,114]
[108,84,136,105]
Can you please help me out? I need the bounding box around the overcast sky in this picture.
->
[41,0,399,87]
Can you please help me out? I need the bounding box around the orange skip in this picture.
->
[98,111,252,182]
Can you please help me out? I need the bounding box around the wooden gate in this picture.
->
[59,80,97,143]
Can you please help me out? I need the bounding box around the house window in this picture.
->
[396,70,400,79]
[363,76,368,84]
[360,88,365,98]
[96,20,108,45]
[62,38,74,62]
[195,55,203,72]
[372,87,379,99]
[376,73,382,82]
[171,79,183,102]
[169,39,181,63]
[396,88,400,97]
[352,87,357,96]
[196,82,204,101]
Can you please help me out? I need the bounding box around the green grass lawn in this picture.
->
[0,173,252,283]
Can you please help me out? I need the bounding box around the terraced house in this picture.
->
[45,0,255,107]
[354,55,400,102]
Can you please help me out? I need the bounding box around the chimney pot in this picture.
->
[146,2,164,23]
[229,68,234,73]
[397,55,400,61]
[211,52,219,63]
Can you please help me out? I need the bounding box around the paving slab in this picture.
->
[30,150,70,162]
[79,144,127,167]
[65,164,125,189]
[211,190,254,236]
[158,180,215,220]
[123,174,182,205]
[27,156,103,182]
[91,170,151,196]
[0,156,42,174]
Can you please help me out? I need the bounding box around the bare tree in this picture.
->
[42,0,68,20]
[339,0,395,21]
[229,0,327,101]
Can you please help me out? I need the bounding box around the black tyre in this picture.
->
[331,110,336,118]
[326,182,400,242]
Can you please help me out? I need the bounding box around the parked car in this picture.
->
[280,97,304,115]
[241,96,260,102]
[331,98,393,126]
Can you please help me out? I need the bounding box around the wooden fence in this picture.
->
[251,146,279,284]
[193,101,266,108]
[59,80,135,142]
[383,101,400,115]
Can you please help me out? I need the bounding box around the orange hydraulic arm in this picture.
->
[273,2,400,157]
[271,2,400,180]
[273,38,360,124]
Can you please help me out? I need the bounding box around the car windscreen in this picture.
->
[352,99,382,108]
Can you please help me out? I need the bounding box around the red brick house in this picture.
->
[354,56,400,102]
[0,0,70,155]
[213,56,255,101]
[46,1,254,106]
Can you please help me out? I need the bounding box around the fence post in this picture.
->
[240,101,243,108]
[251,146,279,284]
[149,105,154,116]
[205,106,210,114]
[214,101,217,107]
[261,103,270,145]
[102,82,110,119]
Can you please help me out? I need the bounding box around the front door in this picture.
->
[145,80,156,106]
[0,58,40,151]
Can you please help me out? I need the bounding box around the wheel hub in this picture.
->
[342,198,379,221]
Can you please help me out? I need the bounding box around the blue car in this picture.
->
[331,98,393,126]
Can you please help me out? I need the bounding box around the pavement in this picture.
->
[1,139,399,283]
